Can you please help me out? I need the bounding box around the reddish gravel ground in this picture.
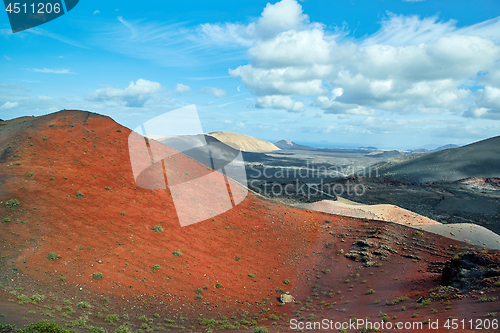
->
[0,111,498,332]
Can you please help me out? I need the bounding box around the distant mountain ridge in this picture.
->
[406,144,460,153]
[378,136,500,183]
[432,144,459,151]
[273,139,315,150]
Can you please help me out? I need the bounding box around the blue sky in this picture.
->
[1,0,500,149]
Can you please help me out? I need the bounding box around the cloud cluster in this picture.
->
[88,79,162,107]
[30,68,76,74]
[256,95,304,112]
[200,0,500,117]
[174,83,191,94]
[0,101,19,110]
[200,87,227,98]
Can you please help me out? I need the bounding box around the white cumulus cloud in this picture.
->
[88,79,162,107]
[219,0,500,119]
[200,87,227,98]
[0,101,19,110]
[256,95,304,112]
[174,83,191,94]
[249,0,310,39]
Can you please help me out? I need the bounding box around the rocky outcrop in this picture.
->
[441,251,500,290]
[344,238,398,263]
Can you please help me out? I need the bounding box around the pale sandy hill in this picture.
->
[207,131,279,152]
[415,223,500,250]
[298,198,500,249]
[297,197,440,226]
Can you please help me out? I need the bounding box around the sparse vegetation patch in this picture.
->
[152,225,163,233]
[46,252,60,261]
[6,199,20,210]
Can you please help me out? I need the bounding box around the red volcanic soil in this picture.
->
[0,111,499,332]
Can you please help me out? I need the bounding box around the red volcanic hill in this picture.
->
[0,111,499,332]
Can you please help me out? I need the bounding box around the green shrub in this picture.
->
[366,289,376,295]
[478,297,498,302]
[76,301,92,308]
[30,294,45,304]
[152,265,160,272]
[420,298,432,307]
[0,323,16,332]
[27,172,34,177]
[92,272,103,280]
[253,327,269,333]
[379,311,390,322]
[105,314,120,324]
[215,283,223,289]
[248,273,256,278]
[18,321,69,333]
[195,295,203,301]
[113,325,133,333]
[172,249,182,257]
[120,212,126,216]
[387,296,410,305]
[46,252,60,261]
[5,199,20,210]
[152,225,163,233]
[195,288,203,294]
[283,278,290,285]
[3,218,10,222]
[75,192,84,198]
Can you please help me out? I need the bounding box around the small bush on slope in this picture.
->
[18,321,69,333]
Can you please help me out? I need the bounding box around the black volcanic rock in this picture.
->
[442,251,500,290]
